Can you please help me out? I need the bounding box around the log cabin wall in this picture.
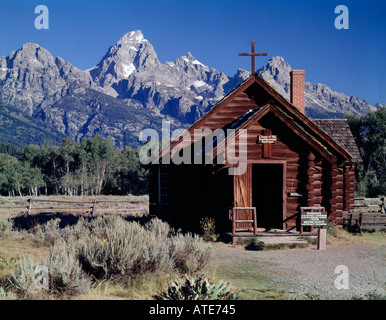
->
[231,114,312,231]
[321,159,333,219]
[229,113,357,231]
[329,163,338,223]
[329,162,345,225]
[344,163,355,213]
[150,76,360,233]
[335,165,345,224]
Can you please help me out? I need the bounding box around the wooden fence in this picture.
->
[343,197,386,233]
[0,198,149,217]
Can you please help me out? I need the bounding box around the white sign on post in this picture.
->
[301,207,327,250]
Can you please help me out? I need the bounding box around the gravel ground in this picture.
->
[243,243,386,300]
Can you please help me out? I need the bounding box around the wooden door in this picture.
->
[233,164,253,231]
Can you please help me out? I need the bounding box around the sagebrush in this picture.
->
[6,215,213,299]
[78,217,212,278]
[154,274,239,300]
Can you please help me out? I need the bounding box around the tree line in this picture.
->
[0,135,148,196]
[347,105,386,197]
[0,106,384,198]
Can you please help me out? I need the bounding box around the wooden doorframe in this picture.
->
[249,160,287,230]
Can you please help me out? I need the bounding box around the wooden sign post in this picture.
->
[300,207,327,250]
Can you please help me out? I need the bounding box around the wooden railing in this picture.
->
[0,198,148,217]
[229,207,257,236]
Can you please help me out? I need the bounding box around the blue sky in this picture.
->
[0,0,385,105]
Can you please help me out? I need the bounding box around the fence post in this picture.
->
[27,198,32,216]
[91,199,97,216]
[253,208,257,236]
[232,208,236,237]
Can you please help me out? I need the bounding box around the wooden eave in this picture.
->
[208,102,338,163]
[252,74,352,161]
[156,76,257,162]
[154,73,353,164]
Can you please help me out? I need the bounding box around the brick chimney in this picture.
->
[290,70,306,114]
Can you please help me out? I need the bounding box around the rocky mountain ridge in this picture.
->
[0,30,378,148]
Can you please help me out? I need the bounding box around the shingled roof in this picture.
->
[313,119,362,163]
[156,74,359,164]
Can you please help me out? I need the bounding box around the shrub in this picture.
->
[154,274,239,300]
[35,218,61,245]
[78,217,212,279]
[78,219,174,279]
[36,217,90,245]
[0,252,20,270]
[200,217,219,242]
[0,218,14,238]
[145,217,171,238]
[12,215,213,297]
[11,255,37,298]
[0,287,16,300]
[89,214,124,240]
[169,233,212,274]
[326,219,338,237]
[133,232,174,275]
[244,238,265,251]
[78,220,144,278]
[365,290,386,300]
[11,243,92,298]
[59,217,90,243]
[47,241,91,297]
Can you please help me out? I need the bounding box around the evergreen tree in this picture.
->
[347,105,386,196]
[0,134,149,196]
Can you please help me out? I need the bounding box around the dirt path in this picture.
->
[211,241,386,300]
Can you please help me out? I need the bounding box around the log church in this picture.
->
[148,43,361,238]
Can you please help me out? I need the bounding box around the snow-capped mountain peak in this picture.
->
[0,29,378,150]
[89,30,160,95]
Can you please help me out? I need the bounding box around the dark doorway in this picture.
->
[252,164,283,230]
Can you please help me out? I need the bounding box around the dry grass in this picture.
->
[1,198,384,300]
[0,195,150,299]
[327,227,386,246]
[208,242,290,300]
[84,273,174,300]
[0,232,49,290]
[1,235,48,262]
[208,227,386,300]
[0,195,149,220]
[0,203,210,300]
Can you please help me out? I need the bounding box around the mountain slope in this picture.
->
[0,43,93,116]
[0,30,378,149]
[88,32,376,122]
[0,104,66,147]
[89,30,230,123]
[34,86,174,149]
[256,56,377,118]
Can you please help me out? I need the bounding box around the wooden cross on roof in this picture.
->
[239,40,267,75]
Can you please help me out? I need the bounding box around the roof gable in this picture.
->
[157,74,355,163]
[208,103,343,163]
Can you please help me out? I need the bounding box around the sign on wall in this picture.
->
[301,207,327,226]
[258,135,277,144]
